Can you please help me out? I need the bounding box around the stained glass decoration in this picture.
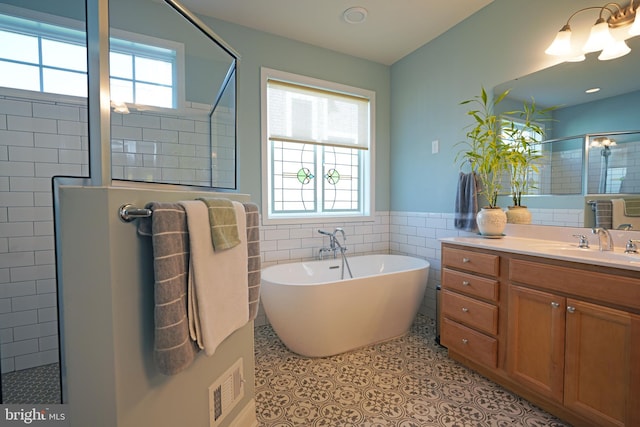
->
[325,168,340,185]
[297,167,314,184]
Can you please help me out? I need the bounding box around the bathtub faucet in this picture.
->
[318,228,348,259]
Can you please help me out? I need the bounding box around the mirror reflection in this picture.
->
[109,0,238,189]
[495,36,640,204]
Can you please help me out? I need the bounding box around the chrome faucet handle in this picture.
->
[572,234,589,248]
[317,229,333,236]
[625,240,640,254]
[617,223,633,231]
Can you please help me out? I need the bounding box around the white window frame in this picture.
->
[261,67,375,225]
[0,3,185,111]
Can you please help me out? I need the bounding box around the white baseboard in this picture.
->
[229,399,257,427]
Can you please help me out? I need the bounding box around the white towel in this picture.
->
[611,198,640,230]
[179,200,249,356]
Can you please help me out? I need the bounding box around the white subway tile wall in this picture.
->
[0,88,232,373]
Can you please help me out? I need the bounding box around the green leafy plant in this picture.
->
[456,87,511,208]
[502,99,556,206]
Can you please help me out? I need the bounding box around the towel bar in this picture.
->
[119,204,152,222]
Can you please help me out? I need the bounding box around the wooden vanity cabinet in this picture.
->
[440,246,501,368]
[441,242,640,427]
[509,259,640,427]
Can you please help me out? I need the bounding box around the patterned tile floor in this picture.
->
[1,363,62,404]
[254,315,570,427]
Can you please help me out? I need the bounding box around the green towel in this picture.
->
[197,198,241,251]
[624,198,640,216]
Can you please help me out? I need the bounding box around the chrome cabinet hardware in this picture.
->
[462,257,470,263]
[462,338,469,344]
[551,302,560,308]
[462,280,470,286]
[567,306,576,314]
[462,307,469,313]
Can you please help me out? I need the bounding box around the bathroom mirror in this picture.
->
[494,36,640,216]
[109,0,238,189]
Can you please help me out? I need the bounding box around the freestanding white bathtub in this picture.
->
[260,254,430,357]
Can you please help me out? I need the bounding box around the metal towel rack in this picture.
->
[119,204,152,222]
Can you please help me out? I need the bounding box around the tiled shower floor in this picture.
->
[1,363,61,404]
[254,314,570,426]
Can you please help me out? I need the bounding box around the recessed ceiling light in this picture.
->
[585,87,601,94]
[343,7,368,24]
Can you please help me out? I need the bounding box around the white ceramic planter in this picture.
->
[506,206,532,224]
[476,207,507,236]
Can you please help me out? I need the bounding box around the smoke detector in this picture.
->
[342,7,368,24]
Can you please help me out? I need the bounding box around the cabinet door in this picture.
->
[564,299,639,427]
[507,285,565,402]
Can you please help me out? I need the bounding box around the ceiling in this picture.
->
[179,0,494,65]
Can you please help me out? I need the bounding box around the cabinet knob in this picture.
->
[462,338,469,345]
[462,257,470,263]
[462,280,470,286]
[551,302,560,308]
[567,306,576,314]
[462,307,469,313]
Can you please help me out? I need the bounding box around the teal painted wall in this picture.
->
[552,90,640,137]
[198,16,392,211]
[389,0,587,212]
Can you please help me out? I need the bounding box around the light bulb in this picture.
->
[598,39,631,60]
[583,19,615,53]
[545,25,572,56]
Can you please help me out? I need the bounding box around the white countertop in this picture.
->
[440,235,640,272]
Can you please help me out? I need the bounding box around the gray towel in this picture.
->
[594,200,613,229]
[243,203,261,322]
[454,172,478,232]
[138,202,198,375]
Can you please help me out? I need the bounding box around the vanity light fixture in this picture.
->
[545,1,638,61]
[591,136,617,147]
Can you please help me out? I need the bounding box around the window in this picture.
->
[0,10,178,108]
[262,68,374,223]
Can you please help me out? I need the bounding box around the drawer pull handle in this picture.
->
[462,257,470,263]
[462,280,470,286]
[551,302,560,308]
[567,306,576,314]
[462,338,469,345]
[462,307,469,313]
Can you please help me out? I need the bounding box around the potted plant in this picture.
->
[456,87,511,236]
[501,99,555,223]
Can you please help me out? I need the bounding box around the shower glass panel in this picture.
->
[109,0,238,189]
[0,0,88,404]
[586,131,640,194]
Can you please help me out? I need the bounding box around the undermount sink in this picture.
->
[528,242,640,265]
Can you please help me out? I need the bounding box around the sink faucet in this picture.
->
[591,227,614,252]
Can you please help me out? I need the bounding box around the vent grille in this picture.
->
[209,358,244,427]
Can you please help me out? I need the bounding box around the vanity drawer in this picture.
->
[442,268,499,302]
[509,258,640,312]
[442,247,499,277]
[441,318,497,368]
[442,290,498,335]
